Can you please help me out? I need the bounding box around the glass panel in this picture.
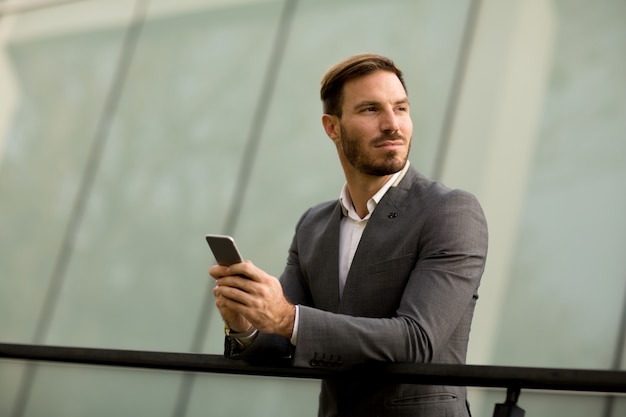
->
[474,389,607,417]
[476,0,626,415]
[0,361,22,415]
[23,363,181,417]
[491,0,626,371]
[0,1,136,344]
[44,0,284,354]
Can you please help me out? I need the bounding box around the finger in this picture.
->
[214,283,251,306]
[209,264,230,279]
[225,261,262,282]
[216,276,257,296]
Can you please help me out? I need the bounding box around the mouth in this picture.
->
[375,140,404,150]
[373,133,405,149]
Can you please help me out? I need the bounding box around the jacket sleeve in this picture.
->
[291,190,488,368]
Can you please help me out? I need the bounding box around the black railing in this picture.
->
[2,342,625,417]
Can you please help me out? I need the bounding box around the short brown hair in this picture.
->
[320,53,407,117]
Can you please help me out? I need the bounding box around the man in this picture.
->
[210,53,488,417]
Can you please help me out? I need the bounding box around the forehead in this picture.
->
[342,70,407,106]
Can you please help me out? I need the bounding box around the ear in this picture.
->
[321,114,340,141]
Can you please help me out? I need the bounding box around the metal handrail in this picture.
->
[2,342,625,416]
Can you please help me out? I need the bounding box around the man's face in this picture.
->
[334,70,413,176]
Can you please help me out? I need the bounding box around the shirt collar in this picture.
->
[339,163,407,220]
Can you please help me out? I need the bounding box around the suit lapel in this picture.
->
[310,202,343,312]
[338,168,417,313]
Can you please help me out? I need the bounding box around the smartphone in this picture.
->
[205,234,244,266]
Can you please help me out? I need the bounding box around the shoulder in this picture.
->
[396,166,482,209]
[295,199,339,229]
[391,168,487,243]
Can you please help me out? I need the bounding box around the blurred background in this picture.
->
[0,0,625,416]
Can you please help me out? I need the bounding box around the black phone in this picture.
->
[205,234,244,266]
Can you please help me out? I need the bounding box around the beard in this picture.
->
[339,124,410,176]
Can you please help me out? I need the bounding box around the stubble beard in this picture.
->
[340,124,410,176]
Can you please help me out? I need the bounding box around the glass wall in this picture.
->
[471,1,626,415]
[0,0,624,416]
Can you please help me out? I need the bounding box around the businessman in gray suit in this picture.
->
[211,53,488,417]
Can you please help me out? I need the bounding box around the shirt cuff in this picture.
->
[290,304,300,346]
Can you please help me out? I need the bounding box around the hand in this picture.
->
[210,265,252,333]
[209,261,295,338]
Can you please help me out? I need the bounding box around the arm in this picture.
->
[290,190,488,367]
[211,190,487,366]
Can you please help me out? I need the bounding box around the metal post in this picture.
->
[493,387,525,417]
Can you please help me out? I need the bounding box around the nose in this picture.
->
[380,108,399,132]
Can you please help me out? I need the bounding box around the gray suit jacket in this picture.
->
[228,166,488,417]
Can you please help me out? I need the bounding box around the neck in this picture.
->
[344,173,392,218]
